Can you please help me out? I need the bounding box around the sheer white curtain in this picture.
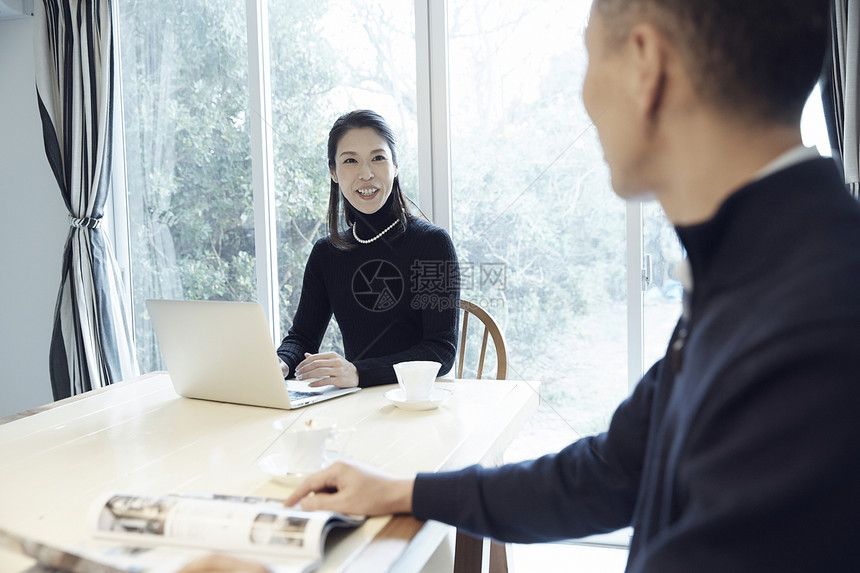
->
[822,0,859,197]
[35,0,138,399]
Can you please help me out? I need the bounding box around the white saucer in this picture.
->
[258,452,335,486]
[384,388,453,411]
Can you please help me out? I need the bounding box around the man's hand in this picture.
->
[295,352,359,388]
[285,461,415,516]
[176,463,414,572]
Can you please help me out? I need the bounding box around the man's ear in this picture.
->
[628,22,668,122]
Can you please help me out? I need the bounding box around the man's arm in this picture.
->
[286,360,661,541]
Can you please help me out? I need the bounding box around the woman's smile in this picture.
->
[332,127,398,215]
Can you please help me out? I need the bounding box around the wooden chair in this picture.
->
[456,299,508,380]
[454,299,510,573]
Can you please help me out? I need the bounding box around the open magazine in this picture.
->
[0,492,366,573]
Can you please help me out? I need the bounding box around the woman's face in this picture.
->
[330,127,399,216]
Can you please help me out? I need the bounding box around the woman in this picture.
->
[277,110,459,388]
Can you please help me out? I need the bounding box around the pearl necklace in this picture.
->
[352,219,399,244]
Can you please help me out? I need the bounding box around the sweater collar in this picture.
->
[674,157,837,303]
[346,192,403,240]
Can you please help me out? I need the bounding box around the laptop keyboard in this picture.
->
[288,389,321,401]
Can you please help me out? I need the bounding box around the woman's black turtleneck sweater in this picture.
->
[277,194,459,387]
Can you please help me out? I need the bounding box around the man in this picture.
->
[183,0,860,571]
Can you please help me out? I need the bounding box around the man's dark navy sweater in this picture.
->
[413,158,860,572]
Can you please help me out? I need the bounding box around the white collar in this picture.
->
[754,145,821,181]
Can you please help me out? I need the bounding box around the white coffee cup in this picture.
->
[393,361,441,402]
[277,416,338,475]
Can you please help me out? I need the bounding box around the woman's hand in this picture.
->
[295,352,359,388]
[285,461,414,516]
[278,358,289,377]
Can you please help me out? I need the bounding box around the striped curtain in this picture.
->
[35,0,138,399]
[821,0,859,197]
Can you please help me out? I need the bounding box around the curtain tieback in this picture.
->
[69,215,102,229]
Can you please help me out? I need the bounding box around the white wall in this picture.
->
[0,17,69,417]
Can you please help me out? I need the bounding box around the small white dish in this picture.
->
[258,452,335,486]
[384,388,453,411]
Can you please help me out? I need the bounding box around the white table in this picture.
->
[0,372,539,572]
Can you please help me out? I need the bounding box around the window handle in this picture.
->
[642,254,653,291]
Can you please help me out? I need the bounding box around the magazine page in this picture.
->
[2,519,317,573]
[0,526,133,573]
[68,538,303,573]
[1,494,364,573]
[88,492,357,560]
[2,527,312,573]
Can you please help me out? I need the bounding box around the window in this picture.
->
[266,0,417,344]
[117,0,254,373]
[117,0,417,371]
[643,202,684,370]
[447,0,634,443]
[445,0,686,447]
[115,0,680,450]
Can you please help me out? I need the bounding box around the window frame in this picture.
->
[246,0,279,342]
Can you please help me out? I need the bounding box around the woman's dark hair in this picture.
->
[326,110,412,250]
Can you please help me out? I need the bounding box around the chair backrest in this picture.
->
[457,299,508,380]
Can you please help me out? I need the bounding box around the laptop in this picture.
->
[145,299,360,409]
